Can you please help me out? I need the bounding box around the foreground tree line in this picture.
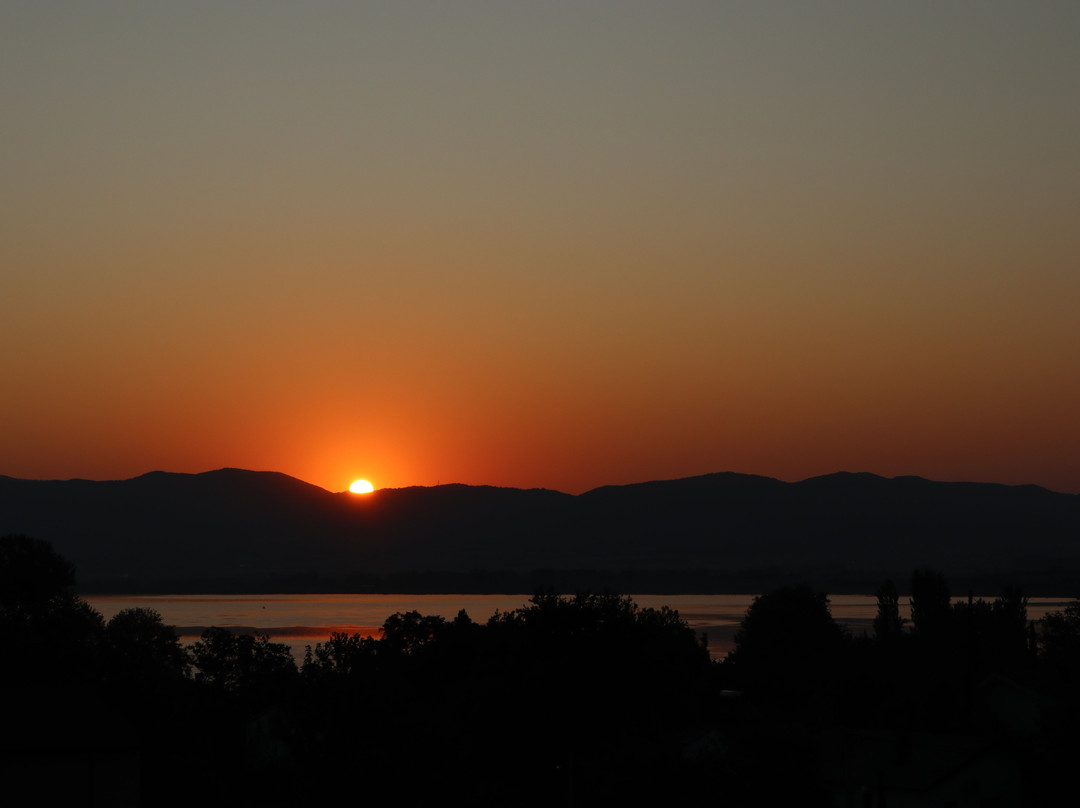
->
[2,534,1079,806]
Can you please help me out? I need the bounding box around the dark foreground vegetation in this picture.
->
[2,534,1079,807]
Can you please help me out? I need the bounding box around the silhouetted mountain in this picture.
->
[1,469,1078,592]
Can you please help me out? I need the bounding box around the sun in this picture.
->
[349,479,375,494]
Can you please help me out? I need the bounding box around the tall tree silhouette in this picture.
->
[909,567,952,644]
[0,534,104,685]
[873,578,905,641]
[1039,598,1080,693]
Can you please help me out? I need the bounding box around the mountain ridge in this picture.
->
[2,468,1077,593]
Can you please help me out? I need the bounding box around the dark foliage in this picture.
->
[910,566,953,642]
[0,533,76,611]
[724,585,848,705]
[6,536,1080,807]
[293,591,715,805]
[190,626,297,694]
[104,607,190,687]
[1039,598,1080,693]
[872,578,905,641]
[0,533,104,686]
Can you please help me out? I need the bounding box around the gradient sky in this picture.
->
[3,2,1078,494]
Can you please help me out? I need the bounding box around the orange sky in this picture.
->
[2,3,1078,494]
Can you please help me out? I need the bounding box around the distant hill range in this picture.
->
[1,469,1078,594]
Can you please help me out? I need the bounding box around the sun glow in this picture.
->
[349,479,375,494]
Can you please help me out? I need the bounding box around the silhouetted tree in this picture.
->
[379,610,448,655]
[940,585,1033,682]
[989,585,1030,672]
[991,586,1028,641]
[0,533,76,614]
[480,592,710,803]
[104,607,190,688]
[1039,598,1080,692]
[873,578,905,641]
[0,534,104,684]
[909,567,952,643]
[302,630,378,679]
[490,590,699,645]
[725,585,847,699]
[190,627,296,693]
[485,590,707,686]
[953,592,993,686]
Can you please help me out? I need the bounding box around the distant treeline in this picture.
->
[78,566,1080,596]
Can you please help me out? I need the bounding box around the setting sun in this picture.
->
[349,479,375,494]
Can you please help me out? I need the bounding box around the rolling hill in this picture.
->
[2,468,1078,593]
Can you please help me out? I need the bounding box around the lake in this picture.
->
[85,593,1076,662]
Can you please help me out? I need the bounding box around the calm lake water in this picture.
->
[85,594,1075,662]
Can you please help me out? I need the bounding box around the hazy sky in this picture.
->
[3,2,1078,494]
